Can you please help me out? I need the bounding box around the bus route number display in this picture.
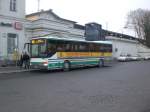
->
[32,39,45,44]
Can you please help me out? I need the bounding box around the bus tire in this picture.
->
[98,59,104,67]
[63,61,70,71]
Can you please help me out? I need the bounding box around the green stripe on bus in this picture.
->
[71,60,98,65]
[48,62,63,69]
[31,62,42,64]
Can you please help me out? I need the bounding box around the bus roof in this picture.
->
[32,36,112,45]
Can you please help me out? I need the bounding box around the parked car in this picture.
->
[130,56,139,61]
[130,55,144,61]
[117,54,132,62]
[144,56,150,60]
[137,55,144,61]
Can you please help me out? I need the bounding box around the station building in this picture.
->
[25,9,84,41]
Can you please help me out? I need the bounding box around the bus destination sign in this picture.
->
[32,39,46,44]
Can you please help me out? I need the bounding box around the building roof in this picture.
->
[104,30,138,41]
[26,9,76,23]
[74,24,85,30]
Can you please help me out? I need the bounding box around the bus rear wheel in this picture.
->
[63,61,70,71]
[98,59,104,67]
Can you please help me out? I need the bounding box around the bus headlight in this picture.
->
[43,61,48,66]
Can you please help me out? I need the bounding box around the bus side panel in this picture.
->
[57,52,112,68]
[47,60,64,69]
[69,58,99,67]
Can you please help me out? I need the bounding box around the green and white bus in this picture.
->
[30,36,112,71]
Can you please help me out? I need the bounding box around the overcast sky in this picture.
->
[26,0,150,36]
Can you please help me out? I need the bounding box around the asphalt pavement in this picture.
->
[0,66,31,74]
[0,61,150,112]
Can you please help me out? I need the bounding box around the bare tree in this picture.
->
[126,9,150,47]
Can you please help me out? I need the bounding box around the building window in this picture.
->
[7,33,18,54]
[10,0,17,11]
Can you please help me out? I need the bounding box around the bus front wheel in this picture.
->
[63,61,70,71]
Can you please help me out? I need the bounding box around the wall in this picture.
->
[138,44,150,57]
[0,0,26,64]
[106,36,150,58]
[0,17,26,60]
[0,0,25,18]
[26,12,85,40]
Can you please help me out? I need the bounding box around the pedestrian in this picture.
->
[19,52,24,68]
[22,52,30,69]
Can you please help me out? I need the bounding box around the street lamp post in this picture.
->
[37,0,40,12]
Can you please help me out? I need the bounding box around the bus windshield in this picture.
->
[31,39,47,58]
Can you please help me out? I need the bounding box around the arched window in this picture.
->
[10,0,16,11]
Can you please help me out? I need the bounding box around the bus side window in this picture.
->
[109,45,112,52]
[64,42,71,52]
[94,44,100,52]
[73,42,79,52]
[89,43,94,52]
[57,43,64,51]
[78,43,87,52]
[103,44,112,52]
[47,44,51,52]
[70,42,74,52]
[99,44,105,52]
[47,42,57,57]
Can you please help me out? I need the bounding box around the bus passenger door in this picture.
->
[24,43,31,54]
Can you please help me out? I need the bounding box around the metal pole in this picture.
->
[106,22,108,30]
[38,0,40,12]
